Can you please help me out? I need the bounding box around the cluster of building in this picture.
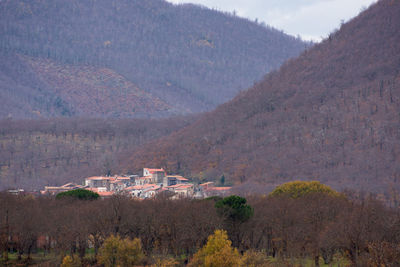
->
[41,168,231,199]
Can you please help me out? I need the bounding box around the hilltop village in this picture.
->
[41,168,231,199]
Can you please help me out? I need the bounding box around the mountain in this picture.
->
[0,0,307,119]
[0,52,171,118]
[125,0,400,193]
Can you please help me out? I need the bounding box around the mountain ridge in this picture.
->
[0,0,307,118]
[124,0,400,193]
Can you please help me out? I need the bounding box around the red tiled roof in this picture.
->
[126,185,143,190]
[206,187,231,191]
[174,185,193,189]
[110,180,124,184]
[167,184,193,189]
[200,182,214,186]
[143,186,161,192]
[124,186,135,190]
[116,177,130,180]
[87,187,99,192]
[144,184,157,188]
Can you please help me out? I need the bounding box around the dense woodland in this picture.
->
[0,117,195,190]
[126,0,400,194]
[0,0,307,118]
[1,187,400,266]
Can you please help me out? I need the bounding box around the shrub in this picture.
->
[97,235,144,267]
[61,255,81,267]
[56,189,99,200]
[240,250,271,267]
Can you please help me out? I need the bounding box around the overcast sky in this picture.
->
[166,0,378,42]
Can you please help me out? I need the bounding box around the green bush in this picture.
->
[56,189,99,200]
[215,195,254,223]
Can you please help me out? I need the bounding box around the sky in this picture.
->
[166,0,378,42]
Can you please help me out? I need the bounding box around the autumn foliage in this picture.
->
[188,230,240,267]
[1,190,400,266]
[60,255,81,267]
[97,235,144,267]
[269,181,340,198]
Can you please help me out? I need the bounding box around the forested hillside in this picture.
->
[0,53,171,118]
[0,116,195,190]
[126,0,400,193]
[0,0,307,118]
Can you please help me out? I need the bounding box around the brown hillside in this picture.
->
[125,0,400,193]
[0,52,172,118]
[0,116,195,190]
[23,55,172,118]
[0,0,307,118]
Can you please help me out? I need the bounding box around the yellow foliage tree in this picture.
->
[269,181,340,198]
[97,235,144,267]
[188,230,240,267]
[60,255,81,267]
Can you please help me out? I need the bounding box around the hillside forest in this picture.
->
[0,117,195,190]
[125,0,400,194]
[0,0,307,118]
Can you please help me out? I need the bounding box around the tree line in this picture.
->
[1,185,400,266]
